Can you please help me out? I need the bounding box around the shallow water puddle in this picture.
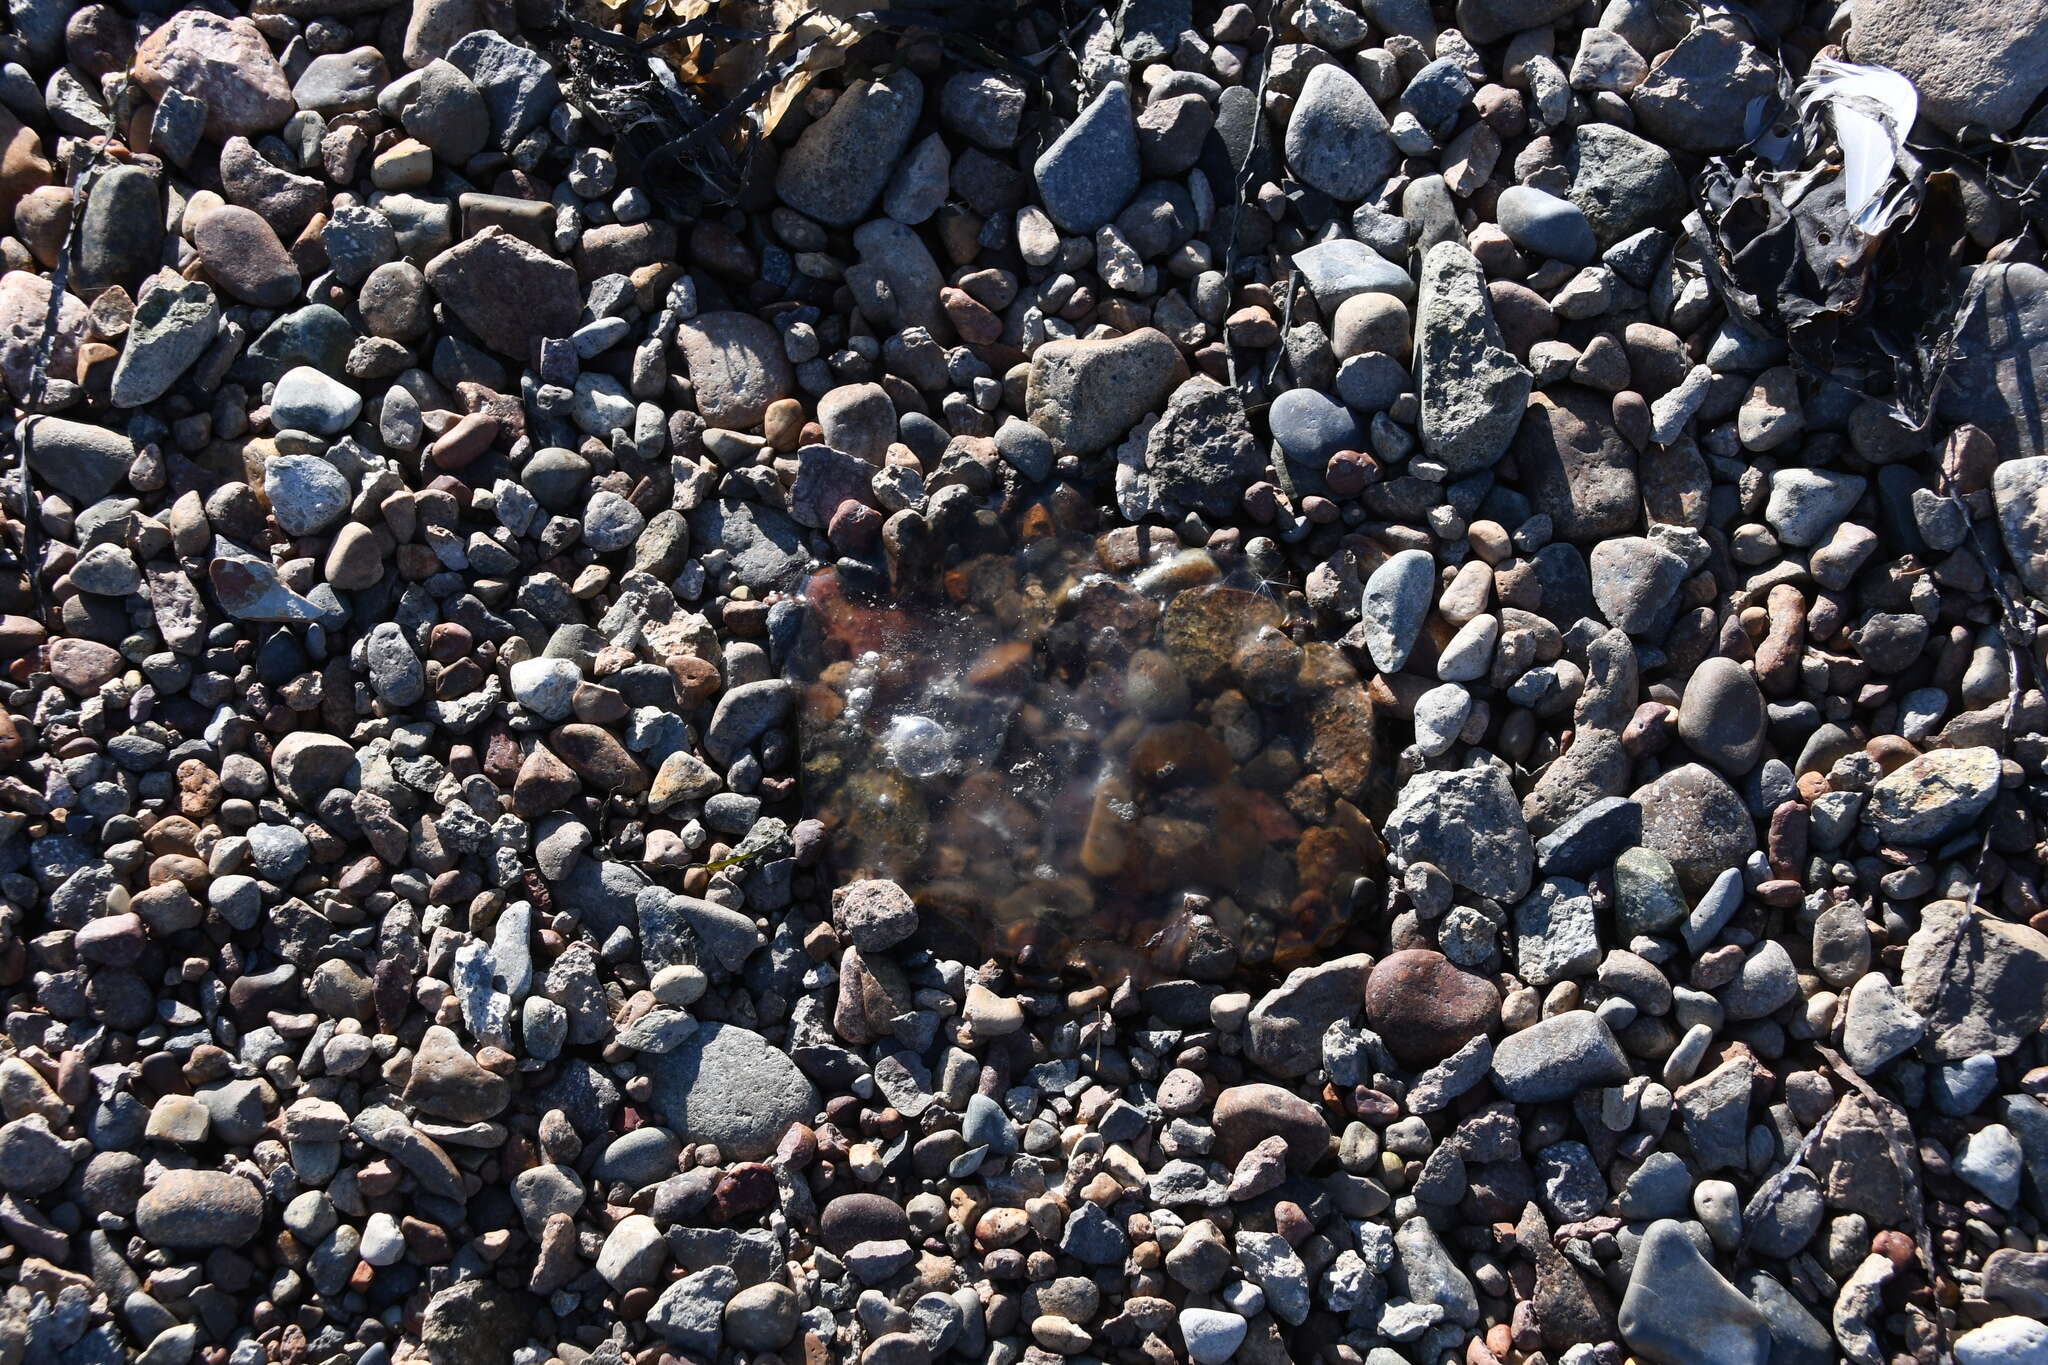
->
[795,524,1386,980]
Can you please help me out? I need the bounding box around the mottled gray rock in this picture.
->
[1565,123,1685,248]
[1386,762,1534,903]
[1034,82,1140,233]
[643,1023,817,1160]
[1027,327,1181,454]
[1416,242,1531,474]
[110,279,219,408]
[1618,1220,1770,1365]
[1847,0,2048,134]
[1994,455,2048,595]
[775,71,924,227]
[1490,1010,1630,1102]
[1902,899,2048,1060]
[1285,63,1395,202]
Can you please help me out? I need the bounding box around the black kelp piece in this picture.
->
[545,0,1062,215]
[1690,52,2048,431]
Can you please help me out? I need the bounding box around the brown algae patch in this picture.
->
[795,525,1386,979]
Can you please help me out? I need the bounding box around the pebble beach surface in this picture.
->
[3,1,2048,1364]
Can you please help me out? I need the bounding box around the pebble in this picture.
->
[1285,62,1395,202]
[1360,548,1434,672]
[1026,326,1181,454]
[1268,387,1362,465]
[1866,746,2001,845]
[1955,1317,2048,1365]
[1385,762,1534,903]
[777,71,925,227]
[262,452,351,536]
[19,414,132,501]
[644,1023,817,1160]
[423,226,581,359]
[134,1170,264,1248]
[191,204,301,307]
[1618,1219,1771,1365]
[1676,657,1765,775]
[133,11,293,140]
[1489,1010,1630,1102]
[269,365,363,436]
[1034,80,1140,233]
[1178,1307,1246,1363]
[108,279,219,408]
[675,311,794,430]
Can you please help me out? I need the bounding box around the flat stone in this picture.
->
[405,1025,510,1122]
[1841,972,1926,1074]
[687,498,806,594]
[425,227,580,361]
[1902,898,2048,1060]
[263,452,351,536]
[1489,1010,1629,1102]
[1514,385,1639,544]
[1212,1083,1330,1169]
[1456,0,1581,43]
[643,1023,817,1160]
[1269,387,1362,467]
[1984,1250,2048,1316]
[1848,0,2048,135]
[1618,1220,1769,1365]
[675,311,794,431]
[74,164,161,296]
[1765,468,1866,547]
[1868,746,2001,845]
[1291,238,1415,310]
[0,270,85,403]
[420,1278,534,1365]
[1141,377,1262,519]
[445,30,560,142]
[294,46,388,116]
[1512,879,1600,987]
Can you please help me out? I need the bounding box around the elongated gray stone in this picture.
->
[1415,241,1531,474]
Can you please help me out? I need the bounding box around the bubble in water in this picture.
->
[886,713,951,778]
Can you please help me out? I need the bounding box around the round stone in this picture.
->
[135,1169,264,1248]
[1365,948,1502,1068]
[1677,657,1766,775]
